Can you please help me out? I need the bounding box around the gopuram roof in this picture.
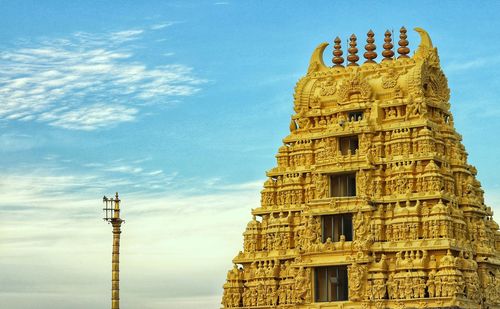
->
[221,27,500,309]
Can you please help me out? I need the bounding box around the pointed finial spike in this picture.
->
[382,30,395,61]
[364,29,377,63]
[347,34,359,66]
[332,36,344,67]
[414,27,433,48]
[398,26,410,58]
[308,42,329,73]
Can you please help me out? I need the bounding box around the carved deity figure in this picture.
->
[315,174,328,199]
[348,262,366,301]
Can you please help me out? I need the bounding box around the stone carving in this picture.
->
[348,262,367,301]
[319,77,337,96]
[314,173,328,199]
[337,72,372,102]
[405,96,428,120]
[221,27,500,309]
[382,68,400,89]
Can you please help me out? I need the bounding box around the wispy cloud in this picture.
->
[109,29,144,42]
[0,153,242,207]
[40,104,138,130]
[0,161,261,309]
[151,22,175,30]
[0,25,205,131]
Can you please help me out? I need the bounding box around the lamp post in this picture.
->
[103,192,124,309]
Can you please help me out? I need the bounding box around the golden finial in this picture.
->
[382,30,394,61]
[332,36,344,67]
[347,34,359,66]
[397,26,410,58]
[364,30,377,63]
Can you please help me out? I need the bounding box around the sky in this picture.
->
[1,1,500,308]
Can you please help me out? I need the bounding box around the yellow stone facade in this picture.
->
[221,28,500,309]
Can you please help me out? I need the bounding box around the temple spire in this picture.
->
[397,26,410,58]
[382,30,394,61]
[221,26,500,309]
[332,36,344,67]
[347,34,359,66]
[364,30,377,63]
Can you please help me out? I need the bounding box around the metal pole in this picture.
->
[103,193,123,309]
[111,220,122,309]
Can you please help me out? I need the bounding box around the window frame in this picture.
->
[321,214,353,242]
[314,266,349,302]
[329,173,357,197]
[338,135,359,156]
[348,110,363,121]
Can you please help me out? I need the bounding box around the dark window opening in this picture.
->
[339,136,359,155]
[330,173,356,197]
[321,214,353,242]
[315,266,348,302]
[348,111,363,122]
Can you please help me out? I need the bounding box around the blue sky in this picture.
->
[1,1,500,308]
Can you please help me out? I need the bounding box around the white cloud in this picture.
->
[151,22,175,30]
[0,26,205,131]
[104,165,144,174]
[42,104,138,130]
[109,29,144,42]
[147,170,164,176]
[0,164,262,309]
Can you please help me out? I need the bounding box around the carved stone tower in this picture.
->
[221,28,500,309]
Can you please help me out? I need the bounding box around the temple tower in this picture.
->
[221,28,500,309]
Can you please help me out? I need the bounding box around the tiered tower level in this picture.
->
[221,27,500,309]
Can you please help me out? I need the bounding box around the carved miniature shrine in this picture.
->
[221,27,500,309]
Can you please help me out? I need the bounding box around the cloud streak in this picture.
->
[150,22,175,30]
[0,26,205,130]
[0,160,262,309]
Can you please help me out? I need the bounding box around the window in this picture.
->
[339,136,358,155]
[321,214,353,242]
[348,111,363,122]
[330,173,356,197]
[315,266,348,302]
